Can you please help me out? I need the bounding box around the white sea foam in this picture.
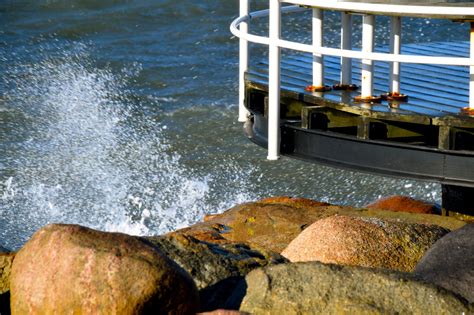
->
[0,43,257,249]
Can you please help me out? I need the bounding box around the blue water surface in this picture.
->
[0,0,467,250]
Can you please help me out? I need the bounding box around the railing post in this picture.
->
[390,16,401,94]
[361,14,375,98]
[340,12,352,86]
[267,0,281,160]
[313,8,324,88]
[470,22,474,109]
[238,0,250,122]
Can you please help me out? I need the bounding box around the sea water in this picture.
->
[0,1,467,250]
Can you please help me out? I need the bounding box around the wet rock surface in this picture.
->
[177,197,465,253]
[414,223,474,303]
[145,233,287,311]
[365,195,439,214]
[281,215,449,272]
[177,197,332,253]
[10,224,199,314]
[239,262,472,314]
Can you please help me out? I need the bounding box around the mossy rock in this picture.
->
[177,197,466,253]
[239,262,472,314]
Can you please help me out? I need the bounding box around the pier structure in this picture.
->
[231,0,474,214]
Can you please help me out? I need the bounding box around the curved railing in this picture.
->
[230,0,474,160]
[231,6,471,66]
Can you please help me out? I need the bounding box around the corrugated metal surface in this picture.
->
[246,41,472,118]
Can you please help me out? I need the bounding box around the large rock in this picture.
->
[178,197,466,253]
[145,233,287,311]
[239,262,472,314]
[365,195,439,214]
[180,197,331,253]
[10,224,199,314]
[414,223,474,303]
[281,215,448,272]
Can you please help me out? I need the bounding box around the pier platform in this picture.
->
[244,41,474,189]
[231,0,474,214]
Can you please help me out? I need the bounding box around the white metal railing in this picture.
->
[238,0,250,122]
[230,0,474,159]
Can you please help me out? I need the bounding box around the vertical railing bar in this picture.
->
[390,16,401,94]
[238,0,250,122]
[312,8,324,87]
[361,14,375,98]
[267,0,281,160]
[341,12,352,86]
[470,22,474,109]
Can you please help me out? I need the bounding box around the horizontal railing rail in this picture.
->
[287,0,474,19]
[231,10,472,66]
[231,0,474,160]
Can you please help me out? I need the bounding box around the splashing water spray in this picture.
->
[0,42,257,250]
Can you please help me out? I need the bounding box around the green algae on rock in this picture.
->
[177,201,336,253]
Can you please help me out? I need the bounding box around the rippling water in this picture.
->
[0,1,468,250]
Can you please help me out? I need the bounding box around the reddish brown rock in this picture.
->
[281,215,449,272]
[10,224,199,314]
[365,195,439,214]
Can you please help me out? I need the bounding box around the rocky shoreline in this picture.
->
[1,195,473,314]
